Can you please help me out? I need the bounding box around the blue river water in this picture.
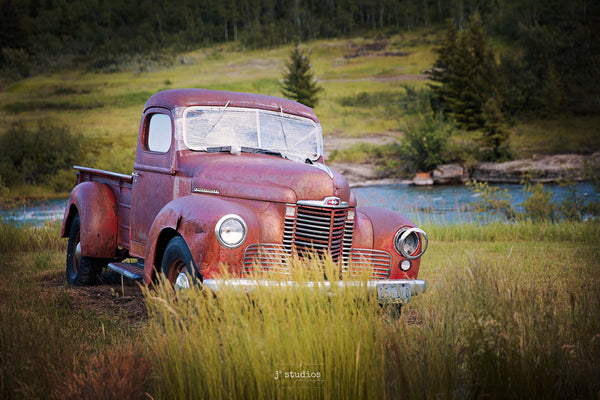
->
[2,182,597,226]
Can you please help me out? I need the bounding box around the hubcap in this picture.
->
[175,272,190,289]
[74,242,82,273]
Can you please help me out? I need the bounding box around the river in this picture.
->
[2,182,597,226]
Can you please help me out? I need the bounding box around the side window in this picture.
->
[147,113,172,153]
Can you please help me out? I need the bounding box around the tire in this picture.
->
[160,236,201,288]
[66,214,106,285]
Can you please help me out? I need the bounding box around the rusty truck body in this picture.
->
[61,88,428,305]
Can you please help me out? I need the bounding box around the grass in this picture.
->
[0,34,435,182]
[1,220,599,398]
[0,228,149,399]
[144,220,600,399]
[2,30,599,196]
[509,115,600,158]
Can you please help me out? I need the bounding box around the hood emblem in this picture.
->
[326,197,341,206]
[297,197,348,208]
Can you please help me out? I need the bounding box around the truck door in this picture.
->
[129,110,175,258]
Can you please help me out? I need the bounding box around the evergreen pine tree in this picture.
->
[481,97,509,160]
[280,45,322,108]
[427,19,459,114]
[427,13,501,131]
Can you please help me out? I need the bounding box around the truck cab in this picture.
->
[62,89,427,305]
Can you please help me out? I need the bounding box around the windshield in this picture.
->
[182,106,323,162]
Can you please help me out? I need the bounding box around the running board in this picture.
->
[107,262,144,282]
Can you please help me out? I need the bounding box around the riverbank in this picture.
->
[331,152,600,188]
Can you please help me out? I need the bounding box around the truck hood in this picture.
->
[187,153,352,204]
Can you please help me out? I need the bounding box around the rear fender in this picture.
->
[61,181,118,259]
[144,195,259,284]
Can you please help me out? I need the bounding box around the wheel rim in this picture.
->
[168,258,187,286]
[175,272,190,289]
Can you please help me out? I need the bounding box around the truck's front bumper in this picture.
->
[201,278,426,304]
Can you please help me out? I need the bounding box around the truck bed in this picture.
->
[75,166,133,249]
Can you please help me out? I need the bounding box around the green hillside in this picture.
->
[1,29,599,197]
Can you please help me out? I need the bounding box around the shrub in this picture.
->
[0,122,81,187]
[467,176,600,223]
[466,180,516,221]
[520,181,556,222]
[399,114,455,173]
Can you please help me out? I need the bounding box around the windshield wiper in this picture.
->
[206,146,232,153]
[279,106,290,151]
[204,101,230,139]
[205,146,285,159]
[241,147,285,158]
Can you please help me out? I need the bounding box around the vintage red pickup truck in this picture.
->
[61,88,428,305]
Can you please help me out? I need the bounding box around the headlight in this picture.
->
[393,227,428,259]
[215,214,247,249]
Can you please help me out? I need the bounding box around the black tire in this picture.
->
[65,214,106,285]
[160,236,201,288]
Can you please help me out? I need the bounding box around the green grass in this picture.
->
[0,34,437,184]
[509,116,600,158]
[2,31,599,197]
[1,220,599,398]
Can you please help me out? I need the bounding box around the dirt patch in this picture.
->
[324,133,406,186]
[38,270,147,329]
[323,133,398,159]
[343,40,410,59]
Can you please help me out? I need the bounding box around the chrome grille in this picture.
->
[243,244,290,274]
[242,202,392,279]
[342,249,392,279]
[285,205,348,262]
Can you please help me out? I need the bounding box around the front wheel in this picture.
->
[160,236,201,289]
[66,214,106,285]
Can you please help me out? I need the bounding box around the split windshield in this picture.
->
[182,106,323,162]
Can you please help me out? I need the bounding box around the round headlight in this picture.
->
[393,227,428,259]
[215,215,247,249]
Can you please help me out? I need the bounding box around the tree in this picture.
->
[428,19,460,114]
[280,45,322,108]
[480,97,509,160]
[427,13,500,131]
[399,114,454,173]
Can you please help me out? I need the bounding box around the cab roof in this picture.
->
[144,89,318,123]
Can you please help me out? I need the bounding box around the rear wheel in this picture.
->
[66,214,106,285]
[160,236,201,288]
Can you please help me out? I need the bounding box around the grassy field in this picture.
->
[1,31,599,198]
[1,220,599,399]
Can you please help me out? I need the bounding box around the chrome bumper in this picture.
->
[201,278,426,304]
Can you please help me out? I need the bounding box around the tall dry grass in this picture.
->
[146,221,600,399]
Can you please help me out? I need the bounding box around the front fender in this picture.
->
[357,206,421,280]
[61,181,118,259]
[144,195,260,284]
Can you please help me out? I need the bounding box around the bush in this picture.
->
[0,122,81,187]
[399,114,455,173]
[467,176,600,223]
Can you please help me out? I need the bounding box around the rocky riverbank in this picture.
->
[330,152,600,187]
